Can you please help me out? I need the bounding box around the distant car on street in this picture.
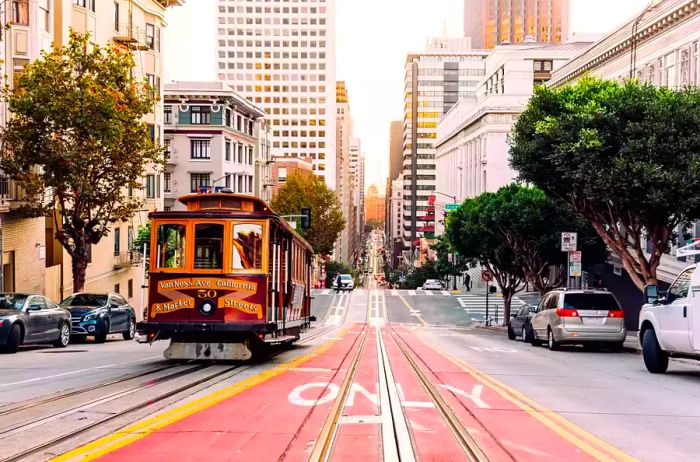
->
[60,293,136,343]
[422,279,444,291]
[508,304,535,342]
[334,274,355,292]
[529,288,626,351]
[0,293,71,353]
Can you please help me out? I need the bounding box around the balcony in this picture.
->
[114,250,143,269]
[0,174,31,212]
[113,23,150,50]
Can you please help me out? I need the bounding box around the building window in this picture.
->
[145,23,155,50]
[190,173,210,193]
[113,1,119,31]
[164,138,171,159]
[164,105,172,124]
[164,172,171,193]
[12,0,29,25]
[145,174,156,198]
[248,176,253,193]
[533,60,553,71]
[225,140,231,161]
[39,0,50,30]
[128,279,133,298]
[191,139,210,159]
[278,167,287,183]
[74,0,95,12]
[190,106,211,125]
[237,144,243,163]
[114,227,121,256]
[127,227,134,251]
[114,283,120,294]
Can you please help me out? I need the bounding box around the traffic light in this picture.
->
[300,208,312,229]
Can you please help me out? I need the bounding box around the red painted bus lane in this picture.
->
[78,325,367,462]
[391,325,635,462]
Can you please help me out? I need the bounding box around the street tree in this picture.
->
[431,235,467,288]
[0,33,162,292]
[510,77,700,291]
[446,193,526,321]
[483,184,606,294]
[270,171,345,255]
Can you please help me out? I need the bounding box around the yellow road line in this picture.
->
[397,294,428,326]
[423,338,637,462]
[52,327,352,462]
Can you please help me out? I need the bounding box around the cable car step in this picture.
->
[264,335,298,345]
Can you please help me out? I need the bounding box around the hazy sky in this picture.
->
[163,0,649,193]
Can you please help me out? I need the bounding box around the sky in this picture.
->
[163,0,650,193]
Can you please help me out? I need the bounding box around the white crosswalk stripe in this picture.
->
[408,290,416,296]
[423,290,433,296]
[455,294,523,322]
[441,290,451,296]
[391,290,398,296]
[386,290,452,296]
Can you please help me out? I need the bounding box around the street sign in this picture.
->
[445,203,460,211]
[481,270,494,282]
[561,232,578,252]
[569,251,582,277]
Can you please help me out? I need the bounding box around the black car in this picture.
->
[0,293,71,353]
[508,304,535,342]
[60,293,136,343]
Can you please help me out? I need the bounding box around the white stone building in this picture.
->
[215,0,337,189]
[434,41,592,222]
[163,82,266,211]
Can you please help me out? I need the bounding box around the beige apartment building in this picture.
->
[163,81,267,210]
[0,0,182,309]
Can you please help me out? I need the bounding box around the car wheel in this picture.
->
[547,328,560,351]
[642,329,669,373]
[530,329,541,346]
[53,323,70,348]
[521,326,528,342]
[122,318,136,341]
[94,319,109,343]
[507,324,516,340]
[1,324,21,354]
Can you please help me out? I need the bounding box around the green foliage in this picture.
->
[132,221,151,252]
[271,171,345,255]
[404,261,441,290]
[446,192,525,320]
[510,77,700,290]
[0,33,162,292]
[483,184,606,294]
[324,260,358,287]
[431,235,467,281]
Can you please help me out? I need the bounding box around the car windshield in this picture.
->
[0,294,28,311]
[60,294,108,307]
[340,275,352,281]
[563,293,619,311]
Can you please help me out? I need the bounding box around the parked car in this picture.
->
[0,293,71,353]
[529,288,626,351]
[508,304,535,342]
[60,293,136,343]
[422,279,444,290]
[334,274,355,292]
[639,260,700,373]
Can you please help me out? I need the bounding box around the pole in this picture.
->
[452,255,457,291]
[567,251,571,289]
[140,242,147,319]
[485,280,490,326]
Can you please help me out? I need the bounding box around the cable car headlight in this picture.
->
[199,300,216,317]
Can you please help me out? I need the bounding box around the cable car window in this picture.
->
[156,224,186,269]
[232,223,263,270]
[194,223,224,269]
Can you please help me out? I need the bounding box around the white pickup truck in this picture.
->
[639,241,700,373]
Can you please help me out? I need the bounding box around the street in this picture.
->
[3,281,700,461]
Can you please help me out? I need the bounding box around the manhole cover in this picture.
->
[40,350,89,353]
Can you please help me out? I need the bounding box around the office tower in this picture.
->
[216,0,338,189]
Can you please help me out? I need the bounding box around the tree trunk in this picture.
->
[71,240,89,293]
[501,288,514,326]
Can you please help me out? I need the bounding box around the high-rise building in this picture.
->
[215,0,337,189]
[348,139,364,264]
[388,121,403,182]
[163,81,267,211]
[335,81,353,264]
[364,185,386,224]
[464,0,570,49]
[403,40,488,259]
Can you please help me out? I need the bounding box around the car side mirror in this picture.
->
[644,284,659,304]
[528,305,537,313]
[510,312,518,318]
[28,304,42,311]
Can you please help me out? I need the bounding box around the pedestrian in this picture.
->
[464,272,471,291]
[335,274,342,293]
